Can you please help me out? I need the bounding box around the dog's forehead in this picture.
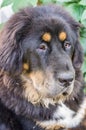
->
[22,6,77,46]
[32,16,68,35]
[31,5,69,19]
[30,6,68,28]
[32,17,69,43]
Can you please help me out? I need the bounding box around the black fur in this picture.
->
[0,5,85,130]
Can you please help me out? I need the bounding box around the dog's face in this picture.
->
[0,5,83,105]
[22,17,75,99]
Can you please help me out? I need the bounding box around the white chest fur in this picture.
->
[37,98,86,130]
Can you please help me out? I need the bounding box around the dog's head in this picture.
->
[0,5,83,105]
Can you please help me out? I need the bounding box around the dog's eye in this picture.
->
[39,43,48,51]
[36,43,49,54]
[64,41,71,50]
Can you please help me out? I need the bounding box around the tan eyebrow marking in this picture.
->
[23,63,29,71]
[42,32,51,42]
[59,32,67,41]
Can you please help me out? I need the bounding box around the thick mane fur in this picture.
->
[0,5,85,130]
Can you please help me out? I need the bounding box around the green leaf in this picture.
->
[40,0,53,4]
[12,0,38,12]
[84,88,86,94]
[1,0,13,7]
[79,0,86,6]
[82,57,86,74]
[0,23,4,29]
[81,9,86,27]
[63,4,84,21]
[56,0,72,2]
[55,0,80,3]
[29,0,38,6]
[81,10,86,20]
[80,28,86,38]
[80,36,86,54]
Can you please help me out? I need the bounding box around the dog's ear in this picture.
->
[0,10,31,75]
[72,23,83,70]
[73,40,83,70]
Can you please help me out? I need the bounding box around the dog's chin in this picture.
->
[45,81,74,98]
[39,86,74,107]
[41,83,74,107]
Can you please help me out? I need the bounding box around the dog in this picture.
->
[0,5,86,130]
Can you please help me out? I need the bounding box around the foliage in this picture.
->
[0,0,86,82]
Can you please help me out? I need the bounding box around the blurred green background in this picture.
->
[0,0,86,90]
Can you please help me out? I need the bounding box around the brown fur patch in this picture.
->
[23,63,29,71]
[21,75,41,104]
[42,32,51,42]
[37,121,65,130]
[59,32,67,41]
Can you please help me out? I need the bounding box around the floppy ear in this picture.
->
[71,21,83,70]
[0,11,31,75]
[72,40,83,70]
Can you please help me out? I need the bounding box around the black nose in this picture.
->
[58,73,74,87]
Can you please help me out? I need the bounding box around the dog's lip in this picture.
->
[62,86,73,96]
[48,87,71,98]
[60,88,69,96]
[62,91,68,96]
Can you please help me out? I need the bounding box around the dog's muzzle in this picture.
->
[58,72,74,88]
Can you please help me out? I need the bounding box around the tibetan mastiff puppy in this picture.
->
[0,5,86,130]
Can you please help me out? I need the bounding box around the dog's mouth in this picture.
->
[62,87,73,96]
[22,63,74,106]
[62,91,68,96]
